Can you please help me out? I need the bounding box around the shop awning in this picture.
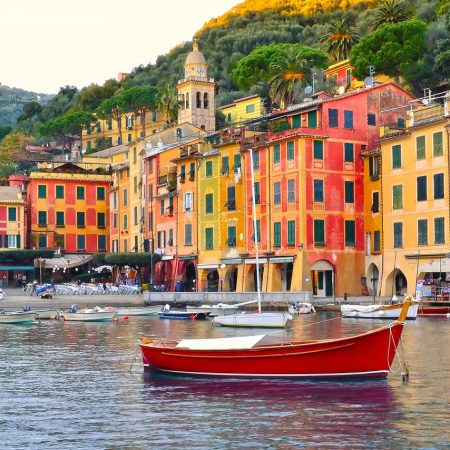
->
[197,264,219,269]
[0,265,35,271]
[178,255,197,261]
[42,254,92,269]
[244,258,268,264]
[269,256,294,263]
[221,258,243,265]
[418,258,450,273]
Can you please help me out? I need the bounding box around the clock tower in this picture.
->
[177,40,216,132]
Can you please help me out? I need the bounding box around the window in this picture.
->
[287,141,294,160]
[221,156,229,175]
[344,181,354,203]
[56,185,64,199]
[307,111,317,128]
[434,173,444,199]
[397,118,405,128]
[183,192,193,211]
[393,185,403,209]
[38,234,47,248]
[96,186,105,201]
[369,156,379,179]
[185,224,192,245]
[288,179,295,203]
[107,118,112,130]
[274,182,281,205]
[287,220,295,246]
[292,115,301,128]
[196,91,201,108]
[314,180,324,202]
[124,240,128,252]
[38,185,47,199]
[157,230,166,248]
[98,235,106,251]
[417,176,428,201]
[273,144,281,163]
[75,186,84,200]
[133,176,137,193]
[435,217,445,244]
[6,235,18,249]
[113,213,117,229]
[133,147,137,164]
[418,219,428,245]
[227,226,236,247]
[38,211,47,226]
[77,235,86,251]
[254,182,261,204]
[374,230,380,252]
[96,122,101,132]
[226,186,236,210]
[123,188,128,206]
[77,212,85,227]
[392,145,401,169]
[344,110,353,129]
[86,141,92,150]
[372,192,379,213]
[205,161,213,177]
[148,184,153,202]
[8,207,16,222]
[393,222,403,248]
[344,143,354,163]
[245,104,255,113]
[367,114,376,125]
[123,214,128,230]
[160,199,165,216]
[233,154,241,171]
[252,150,259,170]
[314,219,325,245]
[204,93,209,109]
[132,207,137,225]
[98,212,105,228]
[433,131,443,157]
[189,162,195,180]
[345,220,355,246]
[56,211,65,227]
[148,158,153,174]
[205,227,213,249]
[253,220,261,242]
[313,140,323,159]
[416,136,425,160]
[168,229,173,247]
[328,109,338,127]
[205,193,213,213]
[274,222,281,247]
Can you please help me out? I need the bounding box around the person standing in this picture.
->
[2,274,7,287]
[22,274,27,291]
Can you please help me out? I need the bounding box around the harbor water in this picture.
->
[0,312,449,449]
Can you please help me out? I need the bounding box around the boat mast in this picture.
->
[249,148,261,313]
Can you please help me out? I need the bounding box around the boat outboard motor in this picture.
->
[23,305,31,312]
[70,304,78,313]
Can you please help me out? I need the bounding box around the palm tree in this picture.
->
[157,83,180,126]
[269,47,312,107]
[320,17,359,62]
[369,0,410,31]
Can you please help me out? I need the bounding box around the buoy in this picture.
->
[124,316,129,320]
[113,317,119,322]
[446,313,450,318]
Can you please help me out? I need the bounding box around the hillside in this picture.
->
[0,84,53,127]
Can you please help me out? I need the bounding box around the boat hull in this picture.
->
[212,312,292,328]
[288,303,313,315]
[33,309,60,320]
[115,306,162,316]
[341,302,418,319]
[186,305,239,317]
[140,322,405,379]
[158,311,208,320]
[61,311,116,322]
[0,312,36,324]
[418,301,450,315]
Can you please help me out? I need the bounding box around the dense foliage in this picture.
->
[0,250,55,263]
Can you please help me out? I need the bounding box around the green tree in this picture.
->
[349,20,427,81]
[74,80,121,112]
[320,17,360,62]
[0,132,34,165]
[121,86,158,137]
[157,83,180,126]
[16,101,43,122]
[269,47,312,106]
[96,94,128,145]
[0,126,12,140]
[370,0,411,31]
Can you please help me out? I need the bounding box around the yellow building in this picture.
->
[372,96,450,297]
[220,95,264,126]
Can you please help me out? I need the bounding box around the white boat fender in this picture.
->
[163,304,170,312]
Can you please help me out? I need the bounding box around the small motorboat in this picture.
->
[158,310,208,320]
[186,303,239,317]
[115,306,163,316]
[288,302,314,315]
[61,305,116,322]
[212,312,293,328]
[22,305,59,320]
[341,299,419,320]
[139,300,413,379]
[0,310,36,324]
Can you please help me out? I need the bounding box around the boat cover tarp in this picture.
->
[175,334,279,350]
[341,304,382,313]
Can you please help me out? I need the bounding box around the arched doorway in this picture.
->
[367,264,379,296]
[311,260,334,297]
[184,262,196,292]
[224,266,238,292]
[252,265,264,292]
[207,269,219,292]
[386,268,408,297]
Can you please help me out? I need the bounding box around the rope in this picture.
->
[128,342,139,373]
[387,323,409,382]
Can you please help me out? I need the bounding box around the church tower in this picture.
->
[177,40,215,132]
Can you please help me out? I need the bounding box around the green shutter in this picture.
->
[345,220,355,246]
[205,227,213,249]
[313,141,323,159]
[393,185,403,209]
[274,222,281,247]
[416,136,425,160]
[392,145,401,169]
[287,141,294,160]
[206,161,213,177]
[38,185,47,199]
[56,211,64,226]
[435,217,445,244]
[38,211,47,226]
[98,213,105,228]
[17,234,21,249]
[205,193,213,213]
[221,156,229,174]
[292,115,301,128]
[8,207,16,221]
[273,144,280,163]
[433,132,443,157]
[314,219,325,244]
[97,187,105,200]
[344,143,354,162]
[56,185,64,199]
[227,226,236,246]
[345,181,354,203]
[233,154,241,170]
[287,220,295,245]
[77,186,85,200]
[307,111,317,128]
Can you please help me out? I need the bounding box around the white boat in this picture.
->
[288,302,314,315]
[186,303,239,317]
[212,150,292,329]
[0,311,36,324]
[212,311,293,328]
[0,289,4,300]
[341,300,419,320]
[115,306,162,316]
[61,306,116,322]
[33,309,60,320]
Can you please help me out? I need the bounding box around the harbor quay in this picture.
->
[0,287,396,310]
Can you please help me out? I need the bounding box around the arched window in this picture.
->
[196,92,202,108]
[186,92,189,109]
[203,93,209,109]
[180,94,185,111]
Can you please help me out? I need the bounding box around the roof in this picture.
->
[0,186,24,203]
[87,144,129,158]
[185,41,206,65]
[220,94,260,109]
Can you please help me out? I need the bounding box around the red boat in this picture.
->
[139,301,411,379]
[418,300,450,316]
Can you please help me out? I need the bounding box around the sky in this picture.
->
[1,0,239,94]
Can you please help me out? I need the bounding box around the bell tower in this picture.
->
[177,40,216,132]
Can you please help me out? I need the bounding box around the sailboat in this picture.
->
[212,148,293,328]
